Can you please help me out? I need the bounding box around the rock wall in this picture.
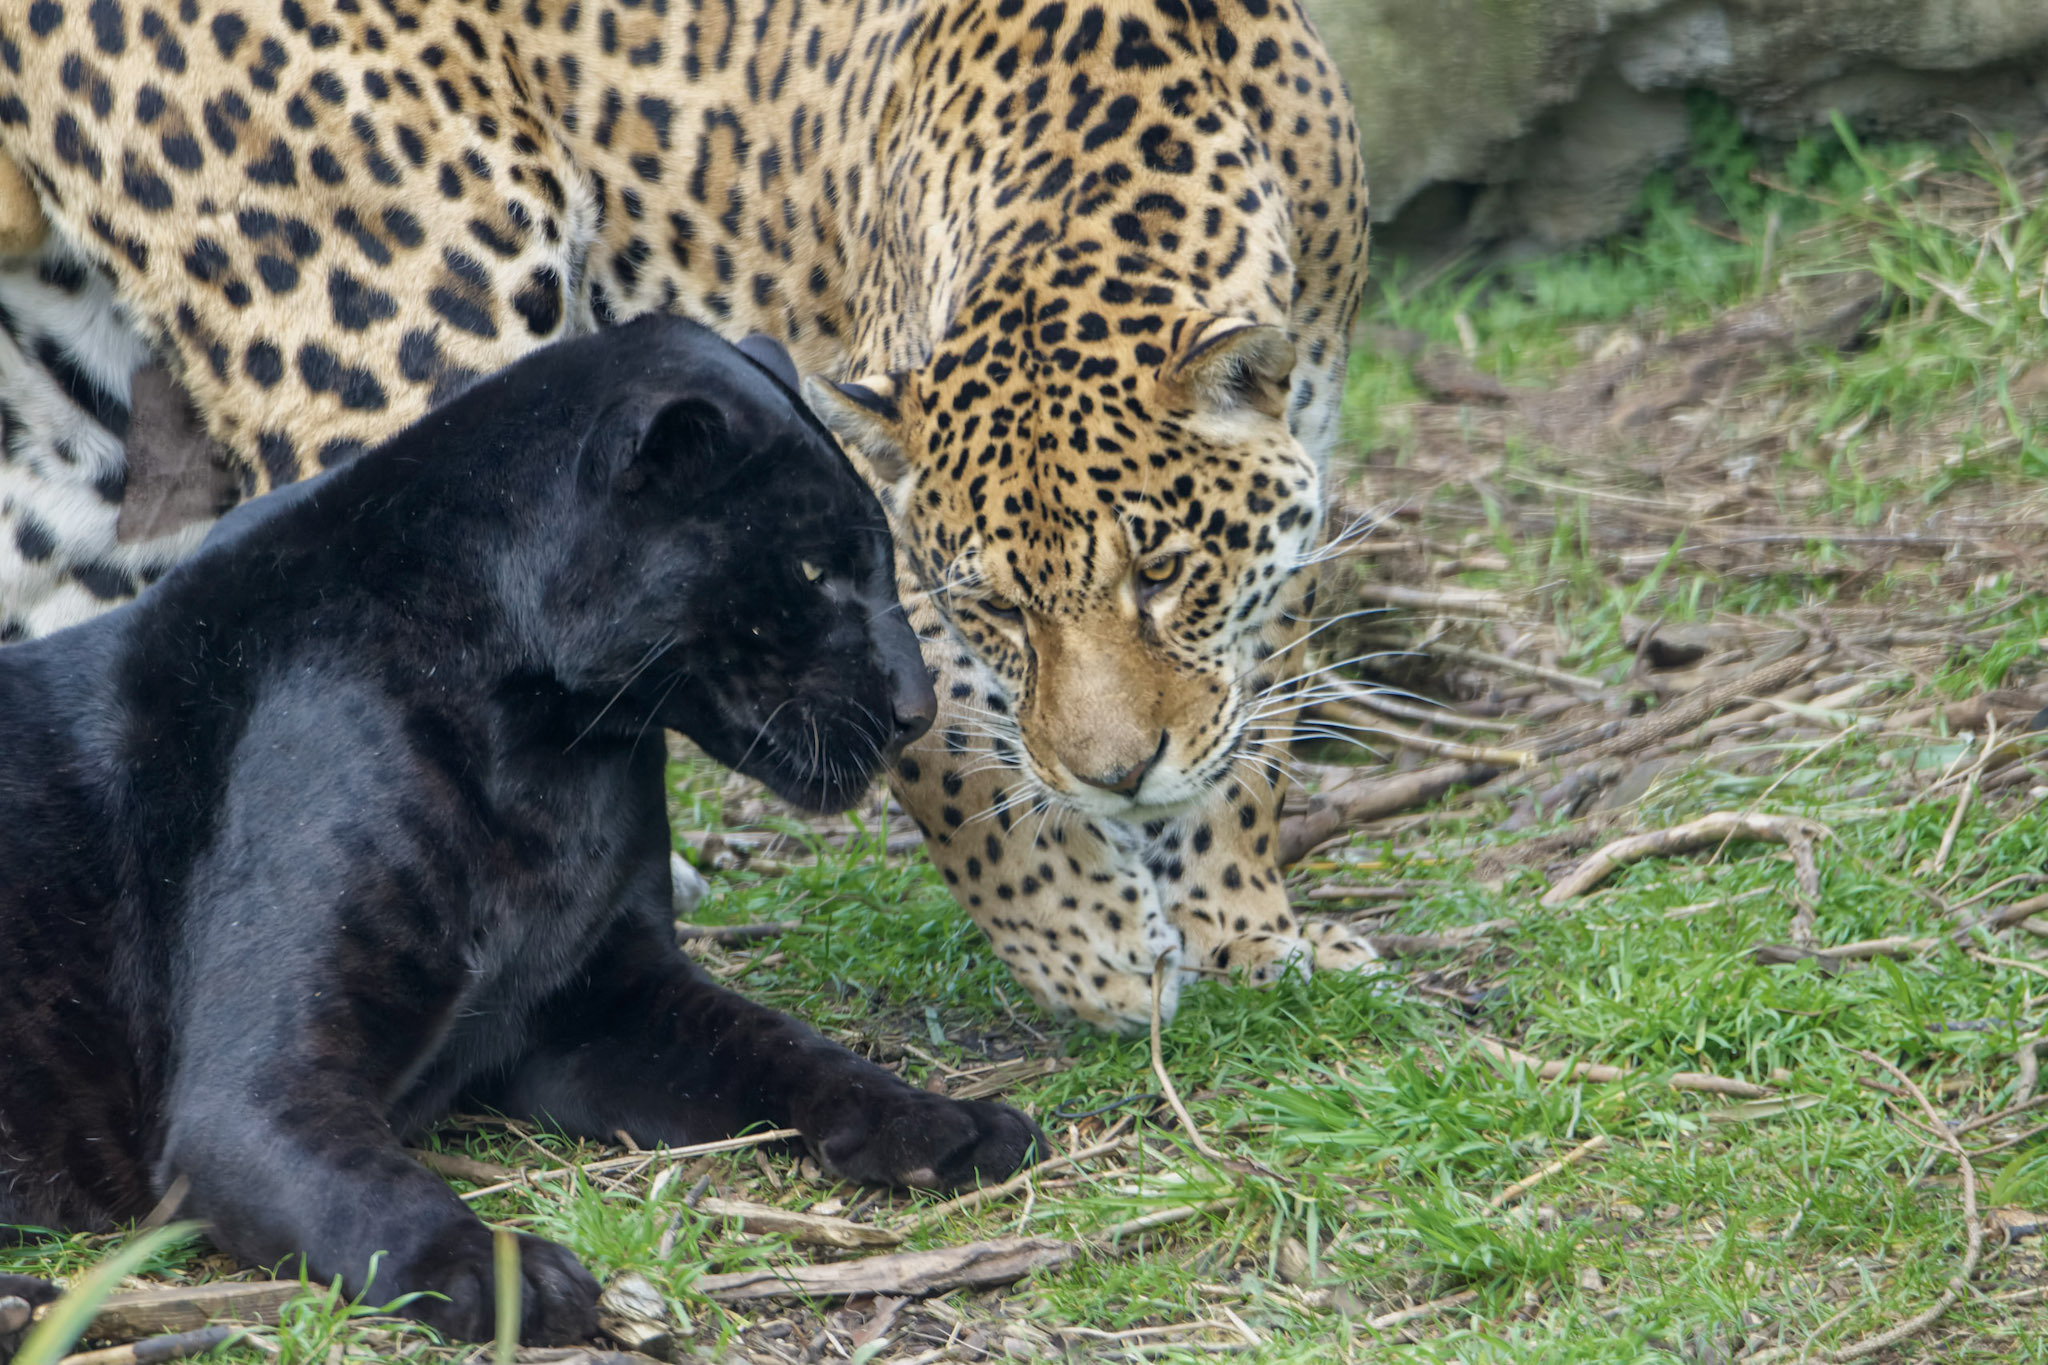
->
[1305,0,2048,250]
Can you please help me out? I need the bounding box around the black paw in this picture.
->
[0,1274,59,1364]
[400,1222,599,1346]
[808,1087,1049,1190]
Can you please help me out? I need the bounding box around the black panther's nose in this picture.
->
[889,671,937,750]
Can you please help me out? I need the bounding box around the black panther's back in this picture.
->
[0,318,1028,1346]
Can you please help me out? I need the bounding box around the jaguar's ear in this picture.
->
[1163,319,1296,421]
[582,394,730,497]
[802,372,915,488]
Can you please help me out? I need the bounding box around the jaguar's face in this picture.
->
[809,310,1321,820]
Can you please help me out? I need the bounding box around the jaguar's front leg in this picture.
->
[888,656,1186,1036]
[1146,758,1381,986]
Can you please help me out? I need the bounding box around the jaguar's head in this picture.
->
[808,291,1321,821]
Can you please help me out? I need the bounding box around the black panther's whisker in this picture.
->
[566,632,679,752]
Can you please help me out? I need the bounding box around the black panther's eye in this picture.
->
[1136,553,1185,598]
[800,560,825,584]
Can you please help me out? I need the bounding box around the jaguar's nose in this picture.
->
[1074,731,1169,800]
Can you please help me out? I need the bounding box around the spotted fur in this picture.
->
[0,0,1375,1032]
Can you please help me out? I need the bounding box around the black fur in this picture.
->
[0,316,1043,1345]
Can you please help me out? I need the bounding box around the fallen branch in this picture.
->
[1489,1135,1610,1209]
[1354,584,1515,615]
[1541,813,1829,907]
[1750,936,1937,967]
[1587,641,1823,759]
[1365,1290,1480,1332]
[1429,642,1602,692]
[695,1197,903,1249]
[1951,893,2048,943]
[1279,761,1500,865]
[1093,1200,1236,1246]
[85,1284,302,1342]
[56,1326,237,1365]
[694,1237,1077,1303]
[1745,1052,1982,1363]
[2015,1037,2048,1108]
[1476,1038,1772,1099]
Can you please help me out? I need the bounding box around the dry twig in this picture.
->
[57,1327,238,1365]
[694,1238,1077,1303]
[1365,1290,1480,1331]
[1279,761,1499,865]
[1476,1039,1772,1099]
[909,1135,1131,1225]
[1744,1052,1982,1363]
[1541,813,1830,906]
[1489,1135,1610,1209]
[1150,964,1277,1178]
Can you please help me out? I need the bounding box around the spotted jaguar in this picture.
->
[0,0,1375,1033]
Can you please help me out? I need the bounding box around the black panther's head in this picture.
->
[521,319,934,812]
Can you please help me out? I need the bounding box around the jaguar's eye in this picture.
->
[1137,553,1186,593]
[800,560,825,583]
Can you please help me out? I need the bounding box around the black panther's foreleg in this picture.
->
[1,1273,59,1364]
[163,1038,598,1344]
[491,913,1046,1189]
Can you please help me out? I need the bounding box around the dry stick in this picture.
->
[1588,642,1823,760]
[1949,892,2048,944]
[1476,1038,1772,1099]
[1364,1290,1480,1332]
[55,1327,238,1365]
[1745,1052,1982,1365]
[1352,584,1515,616]
[1428,642,1602,692]
[1752,936,1937,966]
[457,1128,800,1201]
[1278,761,1499,866]
[1149,964,1277,1179]
[1928,774,1977,878]
[1489,1135,1610,1209]
[1541,813,1830,907]
[910,1135,1132,1226]
[2015,1037,2048,1108]
[1092,1199,1237,1246]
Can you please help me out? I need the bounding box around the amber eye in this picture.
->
[1138,553,1185,593]
[800,560,825,583]
[980,595,1024,623]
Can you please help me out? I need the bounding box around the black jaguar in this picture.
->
[0,317,1043,1346]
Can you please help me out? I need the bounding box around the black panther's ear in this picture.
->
[736,333,800,392]
[581,395,728,497]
